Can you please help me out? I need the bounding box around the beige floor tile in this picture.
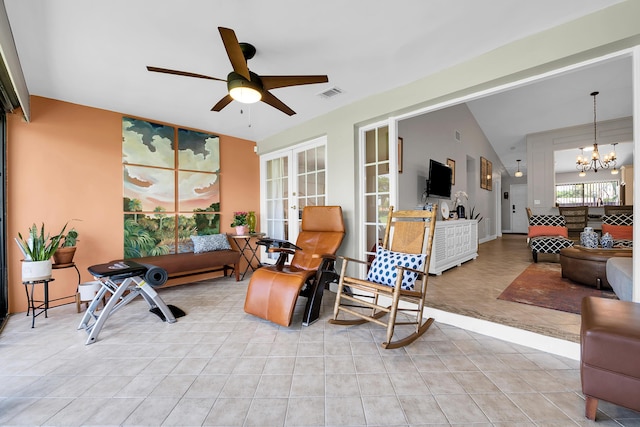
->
[3,234,640,426]
[434,393,490,423]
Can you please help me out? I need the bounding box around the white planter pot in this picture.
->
[78,281,101,301]
[22,259,53,282]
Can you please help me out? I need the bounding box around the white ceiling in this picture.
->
[467,55,634,176]
[4,0,628,174]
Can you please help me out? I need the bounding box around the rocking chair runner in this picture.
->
[329,206,437,349]
[244,206,345,327]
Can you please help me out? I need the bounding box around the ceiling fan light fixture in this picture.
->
[229,84,262,104]
[228,73,262,104]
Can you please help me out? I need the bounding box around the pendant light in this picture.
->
[514,160,523,177]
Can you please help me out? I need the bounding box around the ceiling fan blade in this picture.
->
[147,66,226,82]
[261,91,296,116]
[218,27,250,81]
[211,94,233,112]
[261,75,329,90]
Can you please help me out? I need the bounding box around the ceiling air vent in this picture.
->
[317,87,343,99]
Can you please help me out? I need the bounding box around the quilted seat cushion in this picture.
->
[530,236,574,253]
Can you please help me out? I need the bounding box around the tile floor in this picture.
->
[1,235,639,426]
[427,234,583,342]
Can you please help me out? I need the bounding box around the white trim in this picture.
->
[632,46,640,303]
[393,49,634,124]
[259,135,328,263]
[424,306,580,360]
[357,119,395,265]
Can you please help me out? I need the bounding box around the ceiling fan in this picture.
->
[147,27,329,116]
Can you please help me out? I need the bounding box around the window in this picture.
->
[555,181,619,206]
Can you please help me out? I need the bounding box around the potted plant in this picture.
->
[230,211,249,235]
[53,227,79,265]
[16,223,68,281]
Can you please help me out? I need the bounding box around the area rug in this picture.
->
[497,262,616,314]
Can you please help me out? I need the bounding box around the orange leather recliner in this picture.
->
[244,206,345,327]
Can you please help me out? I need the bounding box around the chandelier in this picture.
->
[576,91,617,176]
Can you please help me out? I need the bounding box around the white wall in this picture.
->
[397,103,501,241]
[526,117,633,213]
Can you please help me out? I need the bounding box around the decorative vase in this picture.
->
[53,246,76,265]
[22,259,53,282]
[580,227,599,248]
[456,205,465,220]
[235,225,248,236]
[600,232,614,249]
[247,211,256,233]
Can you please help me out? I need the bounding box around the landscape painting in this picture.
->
[122,118,222,257]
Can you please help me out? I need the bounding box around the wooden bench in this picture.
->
[129,249,241,287]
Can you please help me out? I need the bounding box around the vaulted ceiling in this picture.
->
[4,0,628,174]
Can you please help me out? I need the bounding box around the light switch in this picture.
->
[534,200,541,205]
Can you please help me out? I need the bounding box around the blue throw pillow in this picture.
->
[366,246,426,291]
[190,234,231,253]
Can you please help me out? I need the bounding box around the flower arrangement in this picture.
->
[230,211,249,227]
[453,190,468,208]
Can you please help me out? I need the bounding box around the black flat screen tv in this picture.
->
[426,159,452,199]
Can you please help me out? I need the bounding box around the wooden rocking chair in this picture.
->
[329,206,437,349]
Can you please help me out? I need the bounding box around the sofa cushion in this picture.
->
[601,224,633,240]
[528,225,568,238]
[190,234,231,253]
[606,257,633,301]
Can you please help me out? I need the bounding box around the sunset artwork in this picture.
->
[122,117,221,258]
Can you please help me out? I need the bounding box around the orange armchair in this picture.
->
[244,206,345,327]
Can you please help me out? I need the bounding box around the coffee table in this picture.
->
[559,246,632,290]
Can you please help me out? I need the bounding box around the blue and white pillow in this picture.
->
[366,246,426,291]
[190,234,231,253]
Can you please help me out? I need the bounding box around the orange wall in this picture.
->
[7,96,259,313]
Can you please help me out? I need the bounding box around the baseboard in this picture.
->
[423,306,580,360]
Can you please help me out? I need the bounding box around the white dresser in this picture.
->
[428,219,478,275]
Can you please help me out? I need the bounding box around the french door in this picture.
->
[260,136,327,263]
[360,122,397,262]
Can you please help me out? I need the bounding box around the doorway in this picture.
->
[259,136,327,263]
[510,183,528,233]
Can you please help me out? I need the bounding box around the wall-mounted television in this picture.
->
[426,159,452,199]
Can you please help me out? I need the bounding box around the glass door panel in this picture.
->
[363,125,390,256]
[260,137,327,263]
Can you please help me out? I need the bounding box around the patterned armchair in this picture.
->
[528,215,574,262]
[601,213,633,248]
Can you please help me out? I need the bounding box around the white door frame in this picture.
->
[259,136,327,264]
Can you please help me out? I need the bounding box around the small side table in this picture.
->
[229,233,266,280]
[52,262,82,311]
[22,278,55,328]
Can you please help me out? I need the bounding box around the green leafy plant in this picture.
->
[16,223,68,261]
[60,228,79,247]
[230,211,248,227]
[470,206,483,223]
